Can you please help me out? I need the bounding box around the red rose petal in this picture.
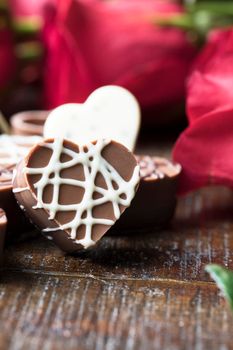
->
[187,29,233,124]
[43,0,197,111]
[173,109,233,194]
[173,28,233,194]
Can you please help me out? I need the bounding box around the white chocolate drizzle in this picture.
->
[24,139,140,249]
[13,186,30,193]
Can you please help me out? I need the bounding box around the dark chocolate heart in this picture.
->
[13,138,139,252]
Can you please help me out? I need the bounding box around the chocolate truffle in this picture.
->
[10,110,49,136]
[13,138,140,253]
[112,155,181,232]
[0,209,7,262]
[0,135,42,237]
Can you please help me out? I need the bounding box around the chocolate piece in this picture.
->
[112,155,181,232]
[44,86,141,151]
[0,208,7,262]
[0,135,42,236]
[10,110,49,136]
[13,138,140,253]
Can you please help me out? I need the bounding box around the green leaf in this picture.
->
[205,264,233,311]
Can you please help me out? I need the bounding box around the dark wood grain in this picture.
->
[1,138,233,350]
[1,272,233,350]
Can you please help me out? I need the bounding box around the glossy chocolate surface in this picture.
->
[13,138,139,253]
[0,135,41,237]
[112,155,181,232]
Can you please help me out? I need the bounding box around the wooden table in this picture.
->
[1,136,233,350]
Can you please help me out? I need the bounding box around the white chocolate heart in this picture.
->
[43,86,141,151]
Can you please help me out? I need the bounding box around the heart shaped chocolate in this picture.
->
[0,134,42,236]
[43,86,141,151]
[13,138,140,252]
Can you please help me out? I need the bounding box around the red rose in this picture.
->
[43,0,196,115]
[9,0,56,19]
[0,29,16,89]
[173,29,233,194]
[187,30,233,124]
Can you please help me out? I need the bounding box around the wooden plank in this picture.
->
[3,187,233,283]
[0,272,232,350]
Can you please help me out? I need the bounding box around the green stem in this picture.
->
[156,1,233,44]
[155,14,194,31]
[13,18,42,36]
[187,2,233,16]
